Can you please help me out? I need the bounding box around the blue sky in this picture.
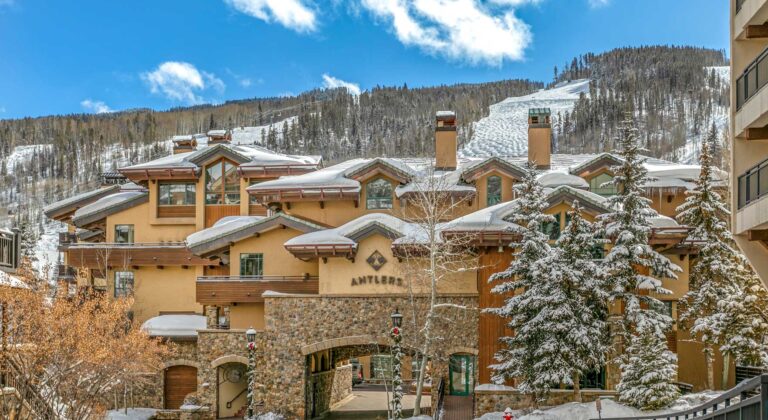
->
[0,0,728,119]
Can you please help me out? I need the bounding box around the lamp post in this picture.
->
[390,309,404,420]
[245,327,257,419]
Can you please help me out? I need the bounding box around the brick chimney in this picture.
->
[527,108,552,169]
[435,111,457,170]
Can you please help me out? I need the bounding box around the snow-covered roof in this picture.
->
[285,213,416,247]
[207,129,228,137]
[187,213,324,255]
[538,172,589,189]
[441,200,521,233]
[72,191,148,227]
[141,314,206,338]
[43,185,122,218]
[0,271,30,289]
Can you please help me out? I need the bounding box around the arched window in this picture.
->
[205,160,240,204]
[589,173,617,196]
[366,178,393,209]
[486,176,502,206]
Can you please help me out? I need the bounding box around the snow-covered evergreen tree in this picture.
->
[522,201,610,398]
[676,140,748,386]
[615,322,680,410]
[599,116,680,408]
[487,161,554,399]
[711,274,768,367]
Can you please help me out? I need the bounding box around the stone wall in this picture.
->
[331,365,353,407]
[259,294,479,418]
[474,388,618,417]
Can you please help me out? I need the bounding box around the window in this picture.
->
[541,213,561,240]
[114,225,134,244]
[371,354,393,380]
[486,176,502,206]
[114,271,134,298]
[366,178,393,210]
[240,253,263,277]
[589,173,617,196]
[159,183,196,206]
[205,160,240,205]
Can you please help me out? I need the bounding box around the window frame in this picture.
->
[114,271,134,298]
[541,213,561,240]
[589,173,618,196]
[114,224,134,244]
[158,182,197,206]
[239,253,264,277]
[365,177,394,210]
[486,175,502,207]
[205,159,240,205]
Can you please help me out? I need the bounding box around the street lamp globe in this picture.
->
[391,309,403,328]
[246,326,257,343]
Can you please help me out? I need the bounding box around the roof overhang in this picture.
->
[569,153,623,177]
[238,164,319,179]
[72,193,149,229]
[461,157,526,183]
[118,167,199,182]
[346,159,412,184]
[248,186,360,203]
[43,185,122,222]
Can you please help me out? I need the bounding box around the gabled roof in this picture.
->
[186,213,324,256]
[345,158,414,184]
[543,185,612,215]
[461,157,526,182]
[72,191,149,228]
[43,185,121,220]
[186,143,251,166]
[569,153,624,176]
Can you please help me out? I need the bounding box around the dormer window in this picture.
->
[589,173,617,196]
[366,178,393,210]
[205,160,240,205]
[487,176,502,206]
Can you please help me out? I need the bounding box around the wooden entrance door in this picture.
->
[478,249,514,385]
[164,365,198,409]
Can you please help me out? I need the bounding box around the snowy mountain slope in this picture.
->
[460,80,590,158]
[231,116,299,145]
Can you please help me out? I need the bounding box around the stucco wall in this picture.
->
[106,202,196,243]
[229,228,318,277]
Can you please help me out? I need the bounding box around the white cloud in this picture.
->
[588,0,609,7]
[225,0,317,32]
[359,0,532,66]
[141,61,225,104]
[322,74,361,95]
[80,99,114,114]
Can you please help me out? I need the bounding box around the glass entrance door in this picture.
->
[449,354,473,396]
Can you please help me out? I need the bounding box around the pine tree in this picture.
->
[523,201,610,398]
[600,116,680,408]
[676,140,746,387]
[711,273,768,368]
[615,322,680,410]
[487,161,555,400]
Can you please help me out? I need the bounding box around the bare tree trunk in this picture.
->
[722,353,730,390]
[573,373,581,402]
[704,348,714,390]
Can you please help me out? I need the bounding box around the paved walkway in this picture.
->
[326,383,431,419]
[442,395,473,420]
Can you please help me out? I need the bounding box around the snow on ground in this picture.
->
[461,80,590,158]
[476,391,723,420]
[3,144,53,173]
[105,408,157,420]
[34,220,63,285]
[232,116,299,145]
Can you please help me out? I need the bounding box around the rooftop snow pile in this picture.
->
[141,314,206,338]
[538,172,589,189]
[286,213,416,246]
[186,216,266,250]
[72,191,148,226]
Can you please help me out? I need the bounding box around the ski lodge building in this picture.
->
[45,111,732,418]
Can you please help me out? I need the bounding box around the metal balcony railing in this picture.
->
[0,229,19,273]
[738,157,768,208]
[197,275,318,282]
[593,374,768,420]
[736,46,768,110]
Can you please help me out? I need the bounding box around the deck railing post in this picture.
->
[761,374,768,420]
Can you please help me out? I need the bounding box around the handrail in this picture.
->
[433,377,446,420]
[738,156,768,209]
[3,357,59,419]
[592,374,768,420]
[197,275,318,282]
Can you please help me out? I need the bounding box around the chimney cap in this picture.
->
[529,108,551,116]
[436,110,456,120]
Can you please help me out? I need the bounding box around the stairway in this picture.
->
[1,358,59,419]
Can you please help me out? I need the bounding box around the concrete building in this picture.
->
[731,0,768,283]
[45,112,732,419]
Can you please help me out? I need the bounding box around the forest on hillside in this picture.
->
[551,46,730,160]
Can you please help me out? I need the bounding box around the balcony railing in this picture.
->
[738,157,768,208]
[736,46,768,110]
[196,275,319,304]
[0,229,19,273]
[64,242,215,268]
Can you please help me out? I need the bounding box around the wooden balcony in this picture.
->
[62,242,215,269]
[196,275,319,305]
